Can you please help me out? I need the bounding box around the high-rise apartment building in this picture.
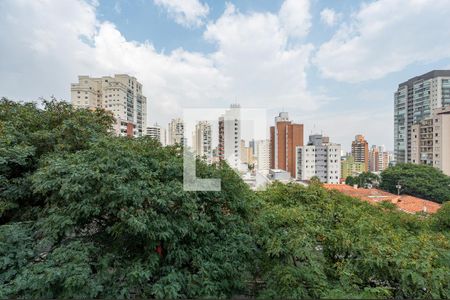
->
[270,112,304,178]
[255,139,270,173]
[193,121,212,161]
[351,135,369,171]
[146,123,166,146]
[411,106,450,175]
[296,134,341,184]
[394,70,450,163]
[168,118,184,145]
[218,105,241,170]
[71,74,147,137]
[369,145,389,173]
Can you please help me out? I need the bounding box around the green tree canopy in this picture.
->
[380,164,450,203]
[1,100,449,299]
[0,98,115,224]
[254,182,450,299]
[345,172,380,188]
[0,100,256,298]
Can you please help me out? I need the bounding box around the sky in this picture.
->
[1,0,450,151]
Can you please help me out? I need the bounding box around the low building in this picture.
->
[269,169,291,181]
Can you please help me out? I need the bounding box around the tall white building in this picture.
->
[146,123,166,146]
[296,134,341,184]
[71,74,147,137]
[193,121,212,161]
[168,118,184,146]
[256,139,270,173]
[218,104,241,170]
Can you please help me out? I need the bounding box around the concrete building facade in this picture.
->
[218,105,241,170]
[369,145,390,173]
[394,70,450,163]
[146,123,166,145]
[256,139,270,173]
[296,134,341,184]
[71,74,147,137]
[193,121,212,161]
[270,112,304,178]
[411,106,450,175]
[168,118,184,146]
[240,140,255,166]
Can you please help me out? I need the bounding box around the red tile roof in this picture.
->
[323,184,441,214]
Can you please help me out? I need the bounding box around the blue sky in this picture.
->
[1,0,450,151]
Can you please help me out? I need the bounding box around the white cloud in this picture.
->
[278,0,311,39]
[0,0,321,128]
[153,0,209,28]
[320,8,340,27]
[93,22,226,115]
[0,0,99,100]
[204,3,317,109]
[315,0,450,82]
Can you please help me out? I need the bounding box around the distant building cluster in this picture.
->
[70,69,450,189]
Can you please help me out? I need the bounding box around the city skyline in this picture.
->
[2,0,450,150]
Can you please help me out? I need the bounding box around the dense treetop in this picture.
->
[380,163,450,204]
[345,172,380,188]
[1,99,449,299]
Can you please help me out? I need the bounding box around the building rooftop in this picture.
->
[323,184,441,214]
[399,70,450,88]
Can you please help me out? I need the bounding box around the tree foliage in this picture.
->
[254,183,450,299]
[380,164,450,203]
[1,100,449,299]
[0,99,255,298]
[0,98,115,222]
[345,172,380,188]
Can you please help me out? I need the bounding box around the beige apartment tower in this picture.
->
[71,74,147,137]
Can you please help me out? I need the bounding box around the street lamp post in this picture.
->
[396,182,402,196]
